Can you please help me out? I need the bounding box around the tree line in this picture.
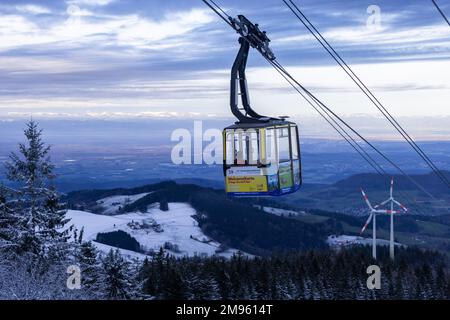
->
[139,246,450,300]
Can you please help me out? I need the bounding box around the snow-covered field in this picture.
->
[327,235,402,248]
[67,202,243,260]
[257,206,307,217]
[96,193,150,215]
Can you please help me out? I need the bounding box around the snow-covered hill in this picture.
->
[257,206,307,217]
[67,202,243,260]
[327,235,402,248]
[95,193,150,215]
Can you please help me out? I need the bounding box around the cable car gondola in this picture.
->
[222,15,302,197]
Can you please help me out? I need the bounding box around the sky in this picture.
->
[0,0,449,122]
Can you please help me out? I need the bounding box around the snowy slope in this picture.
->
[67,202,243,259]
[327,235,402,248]
[67,209,148,260]
[257,206,307,217]
[96,193,150,215]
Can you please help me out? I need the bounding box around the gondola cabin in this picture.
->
[223,120,302,197]
[219,15,302,197]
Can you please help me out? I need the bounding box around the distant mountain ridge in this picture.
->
[332,171,450,196]
[282,171,450,216]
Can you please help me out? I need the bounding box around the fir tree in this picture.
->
[446,278,450,299]
[100,249,134,300]
[0,185,19,252]
[77,241,101,296]
[186,271,220,300]
[393,275,404,300]
[163,268,189,299]
[159,200,169,211]
[216,268,232,299]
[435,266,447,299]
[3,120,70,257]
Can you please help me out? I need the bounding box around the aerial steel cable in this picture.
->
[202,0,233,27]
[432,0,450,27]
[283,0,450,188]
[284,0,450,187]
[278,1,446,207]
[209,0,231,21]
[201,0,436,201]
[265,58,384,176]
[268,58,431,214]
[283,0,450,187]
[271,59,435,199]
[284,0,450,188]
[268,57,431,214]
[270,60,436,203]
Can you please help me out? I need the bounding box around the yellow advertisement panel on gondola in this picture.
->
[226,176,268,193]
[225,167,268,193]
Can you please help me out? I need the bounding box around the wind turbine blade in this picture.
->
[361,188,374,210]
[361,213,373,234]
[374,198,390,209]
[377,209,400,214]
[390,178,394,198]
[392,199,408,212]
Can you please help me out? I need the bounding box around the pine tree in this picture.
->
[435,266,447,299]
[99,249,135,300]
[186,271,220,300]
[254,263,271,299]
[163,268,189,299]
[446,278,450,299]
[3,120,70,257]
[216,268,232,299]
[393,274,405,299]
[159,200,169,211]
[0,185,19,252]
[77,241,101,296]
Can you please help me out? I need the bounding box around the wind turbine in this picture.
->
[373,178,408,261]
[360,188,400,260]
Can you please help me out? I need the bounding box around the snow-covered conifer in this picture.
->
[4,120,70,257]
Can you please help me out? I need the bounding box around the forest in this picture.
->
[140,246,450,300]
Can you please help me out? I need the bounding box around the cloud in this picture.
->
[276,22,450,63]
[322,24,450,47]
[0,15,48,51]
[0,56,100,74]
[15,4,51,15]
[116,8,214,46]
[65,5,94,17]
[68,0,116,6]
[0,0,449,123]
[0,7,214,53]
[5,111,207,119]
[1,58,449,121]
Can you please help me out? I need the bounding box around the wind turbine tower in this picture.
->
[373,178,408,261]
